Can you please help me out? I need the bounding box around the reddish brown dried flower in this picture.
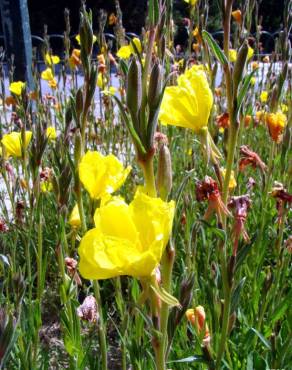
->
[216,112,230,129]
[0,219,8,233]
[285,236,292,254]
[196,176,231,224]
[270,182,292,226]
[40,167,53,181]
[65,257,82,286]
[77,296,99,323]
[239,145,267,172]
[228,195,251,256]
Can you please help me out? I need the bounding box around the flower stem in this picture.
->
[93,280,108,370]
[139,156,157,197]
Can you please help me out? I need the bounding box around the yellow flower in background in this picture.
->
[159,65,213,133]
[69,204,81,228]
[116,37,142,59]
[9,81,25,96]
[41,68,54,81]
[184,0,198,6]
[229,49,237,62]
[265,112,287,143]
[1,131,32,158]
[97,72,106,88]
[250,77,256,86]
[41,181,53,193]
[247,46,254,61]
[260,91,268,103]
[78,188,175,280]
[102,86,117,96]
[280,104,288,113]
[46,127,57,141]
[79,151,131,199]
[75,34,97,45]
[220,168,237,189]
[45,53,60,65]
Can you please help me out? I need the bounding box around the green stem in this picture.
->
[93,280,108,370]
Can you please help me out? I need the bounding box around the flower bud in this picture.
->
[233,41,249,94]
[74,130,82,163]
[186,306,210,344]
[76,87,83,117]
[148,62,162,109]
[156,144,172,200]
[126,58,142,118]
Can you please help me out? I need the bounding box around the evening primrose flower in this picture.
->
[79,151,131,199]
[247,46,254,61]
[45,53,60,65]
[9,81,25,96]
[41,68,54,81]
[220,167,237,189]
[75,34,97,45]
[46,127,57,141]
[116,38,142,59]
[229,49,237,62]
[41,181,53,193]
[69,204,81,228]
[69,49,81,69]
[231,10,242,24]
[78,188,175,279]
[1,131,32,158]
[159,65,213,133]
[260,91,268,103]
[184,0,198,6]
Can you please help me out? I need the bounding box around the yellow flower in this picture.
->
[116,37,142,59]
[265,112,287,143]
[260,91,268,103]
[159,65,213,133]
[45,53,60,65]
[1,131,32,158]
[117,45,132,59]
[250,77,256,86]
[220,168,237,189]
[229,49,237,62]
[75,34,97,45]
[102,86,117,96]
[69,204,81,228]
[97,72,105,88]
[46,127,57,141]
[247,46,254,61]
[9,81,25,96]
[184,0,198,6]
[41,181,53,193]
[79,151,131,199]
[78,188,175,279]
[281,104,288,113]
[41,68,54,81]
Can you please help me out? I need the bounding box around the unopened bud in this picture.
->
[157,144,172,200]
[126,58,142,117]
[148,62,162,109]
[233,41,249,94]
[74,130,82,163]
[76,88,83,117]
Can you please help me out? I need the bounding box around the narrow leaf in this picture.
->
[202,30,228,66]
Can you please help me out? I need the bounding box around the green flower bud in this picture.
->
[126,58,142,117]
[233,41,249,95]
[148,62,162,109]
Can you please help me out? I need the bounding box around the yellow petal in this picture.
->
[46,127,57,141]
[69,204,81,228]
[9,81,25,96]
[79,151,131,199]
[1,131,32,158]
[116,45,132,59]
[41,68,54,81]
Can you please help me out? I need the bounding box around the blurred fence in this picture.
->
[0,30,291,65]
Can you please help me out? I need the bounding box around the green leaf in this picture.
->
[231,277,246,313]
[168,355,207,363]
[236,69,257,114]
[202,30,228,66]
[271,289,292,324]
[148,0,159,26]
[250,328,271,350]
